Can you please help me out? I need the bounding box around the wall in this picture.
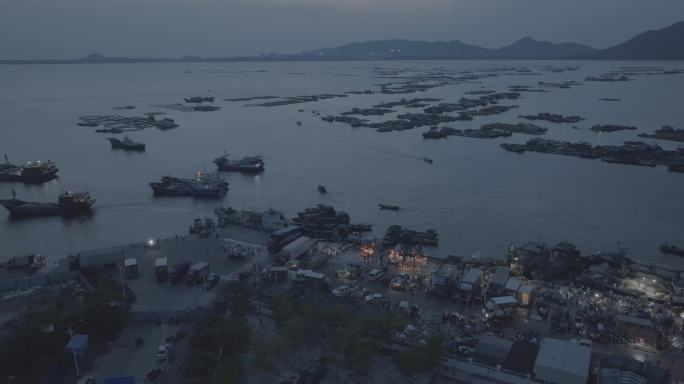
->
[440,357,535,384]
[0,271,80,293]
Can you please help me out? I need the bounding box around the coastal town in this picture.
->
[1,202,684,384]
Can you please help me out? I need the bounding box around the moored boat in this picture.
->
[660,243,684,257]
[379,204,400,211]
[0,190,95,217]
[150,172,228,198]
[213,153,264,173]
[108,136,146,151]
[0,157,59,184]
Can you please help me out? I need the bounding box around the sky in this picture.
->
[0,0,683,59]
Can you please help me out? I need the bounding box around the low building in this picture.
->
[488,266,510,296]
[598,368,646,384]
[504,341,539,376]
[474,335,513,367]
[615,315,658,349]
[534,338,591,384]
[504,277,522,296]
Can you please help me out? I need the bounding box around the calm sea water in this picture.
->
[1,60,683,266]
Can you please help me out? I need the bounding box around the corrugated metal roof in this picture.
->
[534,338,590,381]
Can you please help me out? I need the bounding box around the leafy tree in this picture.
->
[281,315,313,344]
[365,314,408,342]
[320,304,351,330]
[345,339,376,373]
[214,281,252,317]
[191,317,250,355]
[269,294,298,325]
[182,349,218,381]
[393,349,426,376]
[210,354,245,384]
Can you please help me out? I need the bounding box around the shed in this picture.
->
[504,341,539,375]
[504,277,522,295]
[473,335,513,367]
[460,268,482,291]
[615,315,657,348]
[488,266,510,295]
[65,334,89,359]
[534,338,591,384]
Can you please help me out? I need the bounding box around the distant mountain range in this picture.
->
[593,21,684,60]
[2,21,683,64]
[295,37,598,60]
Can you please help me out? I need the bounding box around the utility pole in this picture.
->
[119,250,127,300]
[67,326,80,377]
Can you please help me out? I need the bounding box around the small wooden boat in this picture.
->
[660,243,684,257]
[379,204,400,211]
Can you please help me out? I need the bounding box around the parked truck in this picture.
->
[154,257,168,282]
[124,258,138,279]
[483,296,518,319]
[187,262,210,286]
[267,226,302,253]
[293,269,330,291]
[169,261,190,284]
[279,236,312,260]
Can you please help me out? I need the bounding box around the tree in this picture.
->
[281,315,313,344]
[191,317,251,355]
[365,314,408,342]
[320,304,351,330]
[345,339,376,373]
[182,349,218,381]
[210,354,244,384]
[214,281,252,318]
[393,349,426,376]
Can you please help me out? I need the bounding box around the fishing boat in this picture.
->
[0,190,95,217]
[214,153,265,173]
[660,243,684,257]
[379,204,400,211]
[108,136,146,151]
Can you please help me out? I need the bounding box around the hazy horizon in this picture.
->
[1,0,683,60]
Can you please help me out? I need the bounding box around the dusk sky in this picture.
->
[1,0,683,59]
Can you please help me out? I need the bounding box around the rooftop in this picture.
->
[534,338,591,382]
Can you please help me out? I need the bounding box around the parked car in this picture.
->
[156,344,171,361]
[368,269,383,281]
[364,293,387,305]
[206,274,221,290]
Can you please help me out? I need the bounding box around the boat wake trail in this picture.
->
[336,139,431,163]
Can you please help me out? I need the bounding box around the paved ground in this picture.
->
[88,322,186,383]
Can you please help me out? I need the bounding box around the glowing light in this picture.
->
[147,239,156,247]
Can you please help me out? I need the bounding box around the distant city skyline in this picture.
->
[1,0,683,59]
